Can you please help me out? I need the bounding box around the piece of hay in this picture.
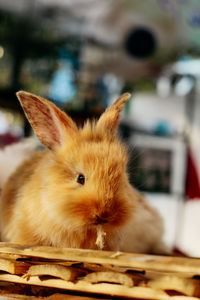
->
[95,226,106,250]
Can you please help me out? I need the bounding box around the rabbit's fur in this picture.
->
[0,91,166,253]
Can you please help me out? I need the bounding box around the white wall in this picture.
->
[124,92,187,135]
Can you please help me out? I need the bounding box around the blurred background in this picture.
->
[0,0,200,256]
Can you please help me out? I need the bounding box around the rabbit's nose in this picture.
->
[94,215,108,225]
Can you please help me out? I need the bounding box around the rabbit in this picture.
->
[0,91,167,254]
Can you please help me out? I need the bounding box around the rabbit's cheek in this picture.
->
[108,199,133,227]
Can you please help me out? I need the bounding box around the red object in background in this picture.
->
[0,132,20,148]
[185,149,200,199]
[172,247,186,257]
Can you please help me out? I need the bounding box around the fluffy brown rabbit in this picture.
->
[0,91,167,253]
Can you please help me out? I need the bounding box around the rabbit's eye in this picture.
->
[77,174,85,185]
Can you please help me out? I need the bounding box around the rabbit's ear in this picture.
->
[97,93,131,134]
[16,91,78,150]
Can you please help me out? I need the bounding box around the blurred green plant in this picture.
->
[0,11,81,90]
